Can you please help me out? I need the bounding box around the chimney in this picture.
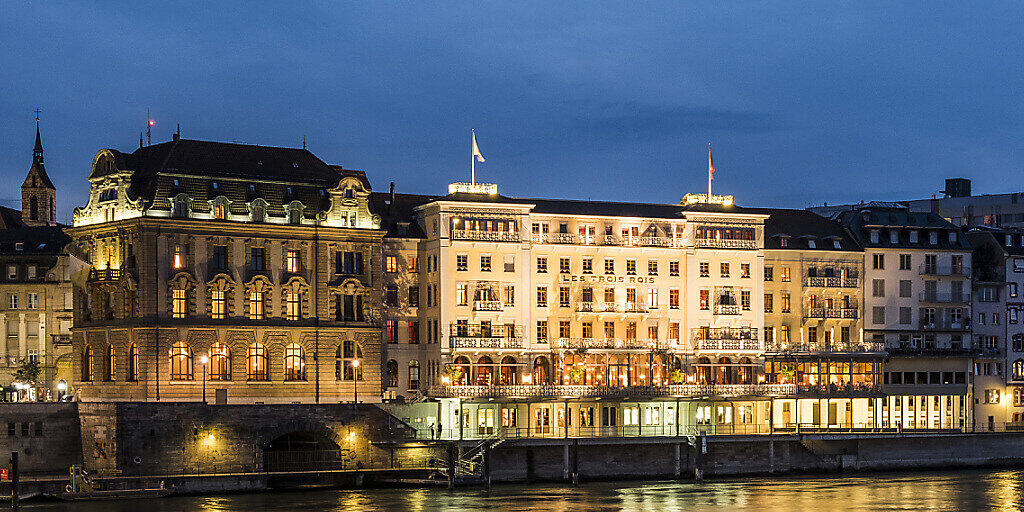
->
[390,182,395,203]
[173,124,180,141]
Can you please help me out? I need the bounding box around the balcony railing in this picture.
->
[919,264,969,278]
[473,300,504,311]
[714,304,742,315]
[452,230,520,242]
[764,341,886,355]
[450,323,523,338]
[803,276,859,288]
[918,292,971,303]
[694,238,758,249]
[452,337,524,349]
[429,383,797,399]
[695,339,761,351]
[918,318,970,331]
[576,301,595,312]
[623,302,648,313]
[629,236,673,247]
[88,268,121,281]
[805,307,859,319]
[692,327,759,351]
[552,338,670,350]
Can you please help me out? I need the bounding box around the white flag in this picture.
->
[472,131,485,163]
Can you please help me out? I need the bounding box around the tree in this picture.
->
[14,359,42,385]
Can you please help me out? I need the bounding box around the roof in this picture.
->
[0,206,23,230]
[967,226,1024,257]
[0,223,71,255]
[834,205,971,250]
[761,208,861,251]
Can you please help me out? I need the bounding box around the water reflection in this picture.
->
[25,469,1024,511]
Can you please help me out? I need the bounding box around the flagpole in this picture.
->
[707,142,712,199]
[471,129,476,185]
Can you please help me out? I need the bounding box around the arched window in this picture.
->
[30,195,38,221]
[210,342,230,381]
[500,356,518,385]
[1014,359,1024,381]
[453,356,471,385]
[170,341,193,381]
[476,356,493,385]
[284,343,305,381]
[251,203,265,223]
[104,345,115,382]
[337,340,363,381]
[386,359,399,388]
[248,343,268,381]
[82,346,93,381]
[408,360,420,390]
[127,343,139,382]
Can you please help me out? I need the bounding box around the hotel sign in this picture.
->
[559,274,656,284]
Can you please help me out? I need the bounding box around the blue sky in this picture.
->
[2,2,1023,222]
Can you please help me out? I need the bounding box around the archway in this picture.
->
[499,356,518,385]
[533,356,550,385]
[263,431,344,472]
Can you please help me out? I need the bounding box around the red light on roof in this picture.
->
[148,119,155,126]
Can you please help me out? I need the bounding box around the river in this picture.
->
[21,469,1024,511]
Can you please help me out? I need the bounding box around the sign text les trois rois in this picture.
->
[559,274,656,284]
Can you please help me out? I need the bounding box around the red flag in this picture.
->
[708,146,714,181]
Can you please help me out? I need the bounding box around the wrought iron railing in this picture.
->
[452,230,520,242]
[803,276,859,288]
[764,341,886,354]
[552,338,671,350]
[694,238,758,249]
[805,307,859,319]
[429,383,797,399]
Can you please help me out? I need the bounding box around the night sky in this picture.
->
[2,2,1023,223]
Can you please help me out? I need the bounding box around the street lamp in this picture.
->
[200,355,209,404]
[352,359,360,407]
[56,380,67,402]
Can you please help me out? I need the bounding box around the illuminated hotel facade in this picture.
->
[381,184,971,436]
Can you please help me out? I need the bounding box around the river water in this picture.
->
[22,469,1024,511]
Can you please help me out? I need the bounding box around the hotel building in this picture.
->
[68,137,384,403]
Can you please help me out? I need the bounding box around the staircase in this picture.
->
[431,434,506,483]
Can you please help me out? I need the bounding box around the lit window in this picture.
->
[172,244,185,269]
[286,250,301,273]
[249,290,265,320]
[386,255,398,273]
[284,343,305,381]
[213,204,226,220]
[172,289,188,319]
[210,342,230,381]
[211,290,226,319]
[247,343,268,381]
[127,343,139,381]
[170,341,193,380]
[286,292,301,320]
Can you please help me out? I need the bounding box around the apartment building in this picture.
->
[834,204,971,429]
[68,137,384,403]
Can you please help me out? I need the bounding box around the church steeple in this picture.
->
[22,112,56,226]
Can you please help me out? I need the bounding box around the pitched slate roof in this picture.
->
[761,208,861,251]
[835,205,971,250]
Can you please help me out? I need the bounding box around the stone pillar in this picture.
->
[0,315,7,364]
[18,313,27,359]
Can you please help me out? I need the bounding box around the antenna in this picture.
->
[146,108,154,146]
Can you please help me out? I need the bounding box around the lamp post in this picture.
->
[200,355,209,404]
[56,380,67,402]
[352,359,360,408]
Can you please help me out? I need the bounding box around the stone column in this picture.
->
[18,313,27,359]
[0,315,7,364]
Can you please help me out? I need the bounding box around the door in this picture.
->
[478,408,494,436]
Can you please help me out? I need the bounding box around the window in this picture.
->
[872,279,885,297]
[872,306,885,324]
[172,244,185,269]
[7,294,16,310]
[127,343,139,381]
[408,361,420,390]
[899,254,911,270]
[781,326,791,343]
[456,254,468,271]
[213,203,226,220]
[721,262,730,277]
[211,290,226,319]
[899,280,911,297]
[780,267,791,282]
[407,256,418,273]
[669,289,679,309]
[647,288,658,308]
[764,266,773,281]
[699,289,709,310]
[559,287,570,307]
[604,258,615,275]
[456,283,468,305]
[210,342,230,381]
[338,340,363,381]
[284,343,305,381]
[248,343,268,380]
[212,245,228,270]
[104,345,115,382]
[700,262,710,277]
[504,254,515,272]
[1010,283,1019,298]
[386,360,398,387]
[480,255,492,272]
[740,263,750,278]
[669,323,680,342]
[560,320,571,339]
[669,260,679,276]
[537,286,548,307]
[249,290,266,320]
[286,292,301,320]
[250,247,266,271]
[6,265,16,280]
[536,320,548,342]
[408,321,419,343]
[408,286,419,307]
[899,307,911,324]
[582,322,593,339]
[170,341,193,380]
[648,260,658,276]
[873,254,885,270]
[560,257,570,273]
[781,293,791,313]
[172,289,188,319]
[626,259,636,275]
[741,290,751,310]
[26,293,37,309]
[503,285,515,307]
[82,346,93,381]
[764,294,773,313]
[537,257,548,273]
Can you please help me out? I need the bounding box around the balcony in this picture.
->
[803,276,859,288]
[714,304,742,315]
[88,268,121,282]
[805,307,859,319]
[473,300,504,311]
[623,302,648,313]
[918,292,971,304]
[552,338,670,350]
[918,318,970,331]
[629,236,673,247]
[764,341,886,355]
[576,301,595,312]
[452,229,520,242]
[919,264,969,278]
[452,337,524,349]
[692,327,760,352]
[450,323,523,341]
[429,383,797,399]
[694,238,758,250]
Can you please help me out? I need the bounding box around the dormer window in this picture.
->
[948,231,957,244]
[288,204,303,225]
[251,204,265,223]
[832,239,841,249]
[171,195,189,218]
[249,184,256,193]
[213,204,226,220]
[870,230,880,244]
[1007,234,1013,246]
[807,239,816,249]
[779,236,789,248]
[212,182,220,191]
[889,230,898,244]
[345,189,354,199]
[173,179,180,187]
[910,230,919,243]
[14,242,23,252]
[929,231,938,245]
